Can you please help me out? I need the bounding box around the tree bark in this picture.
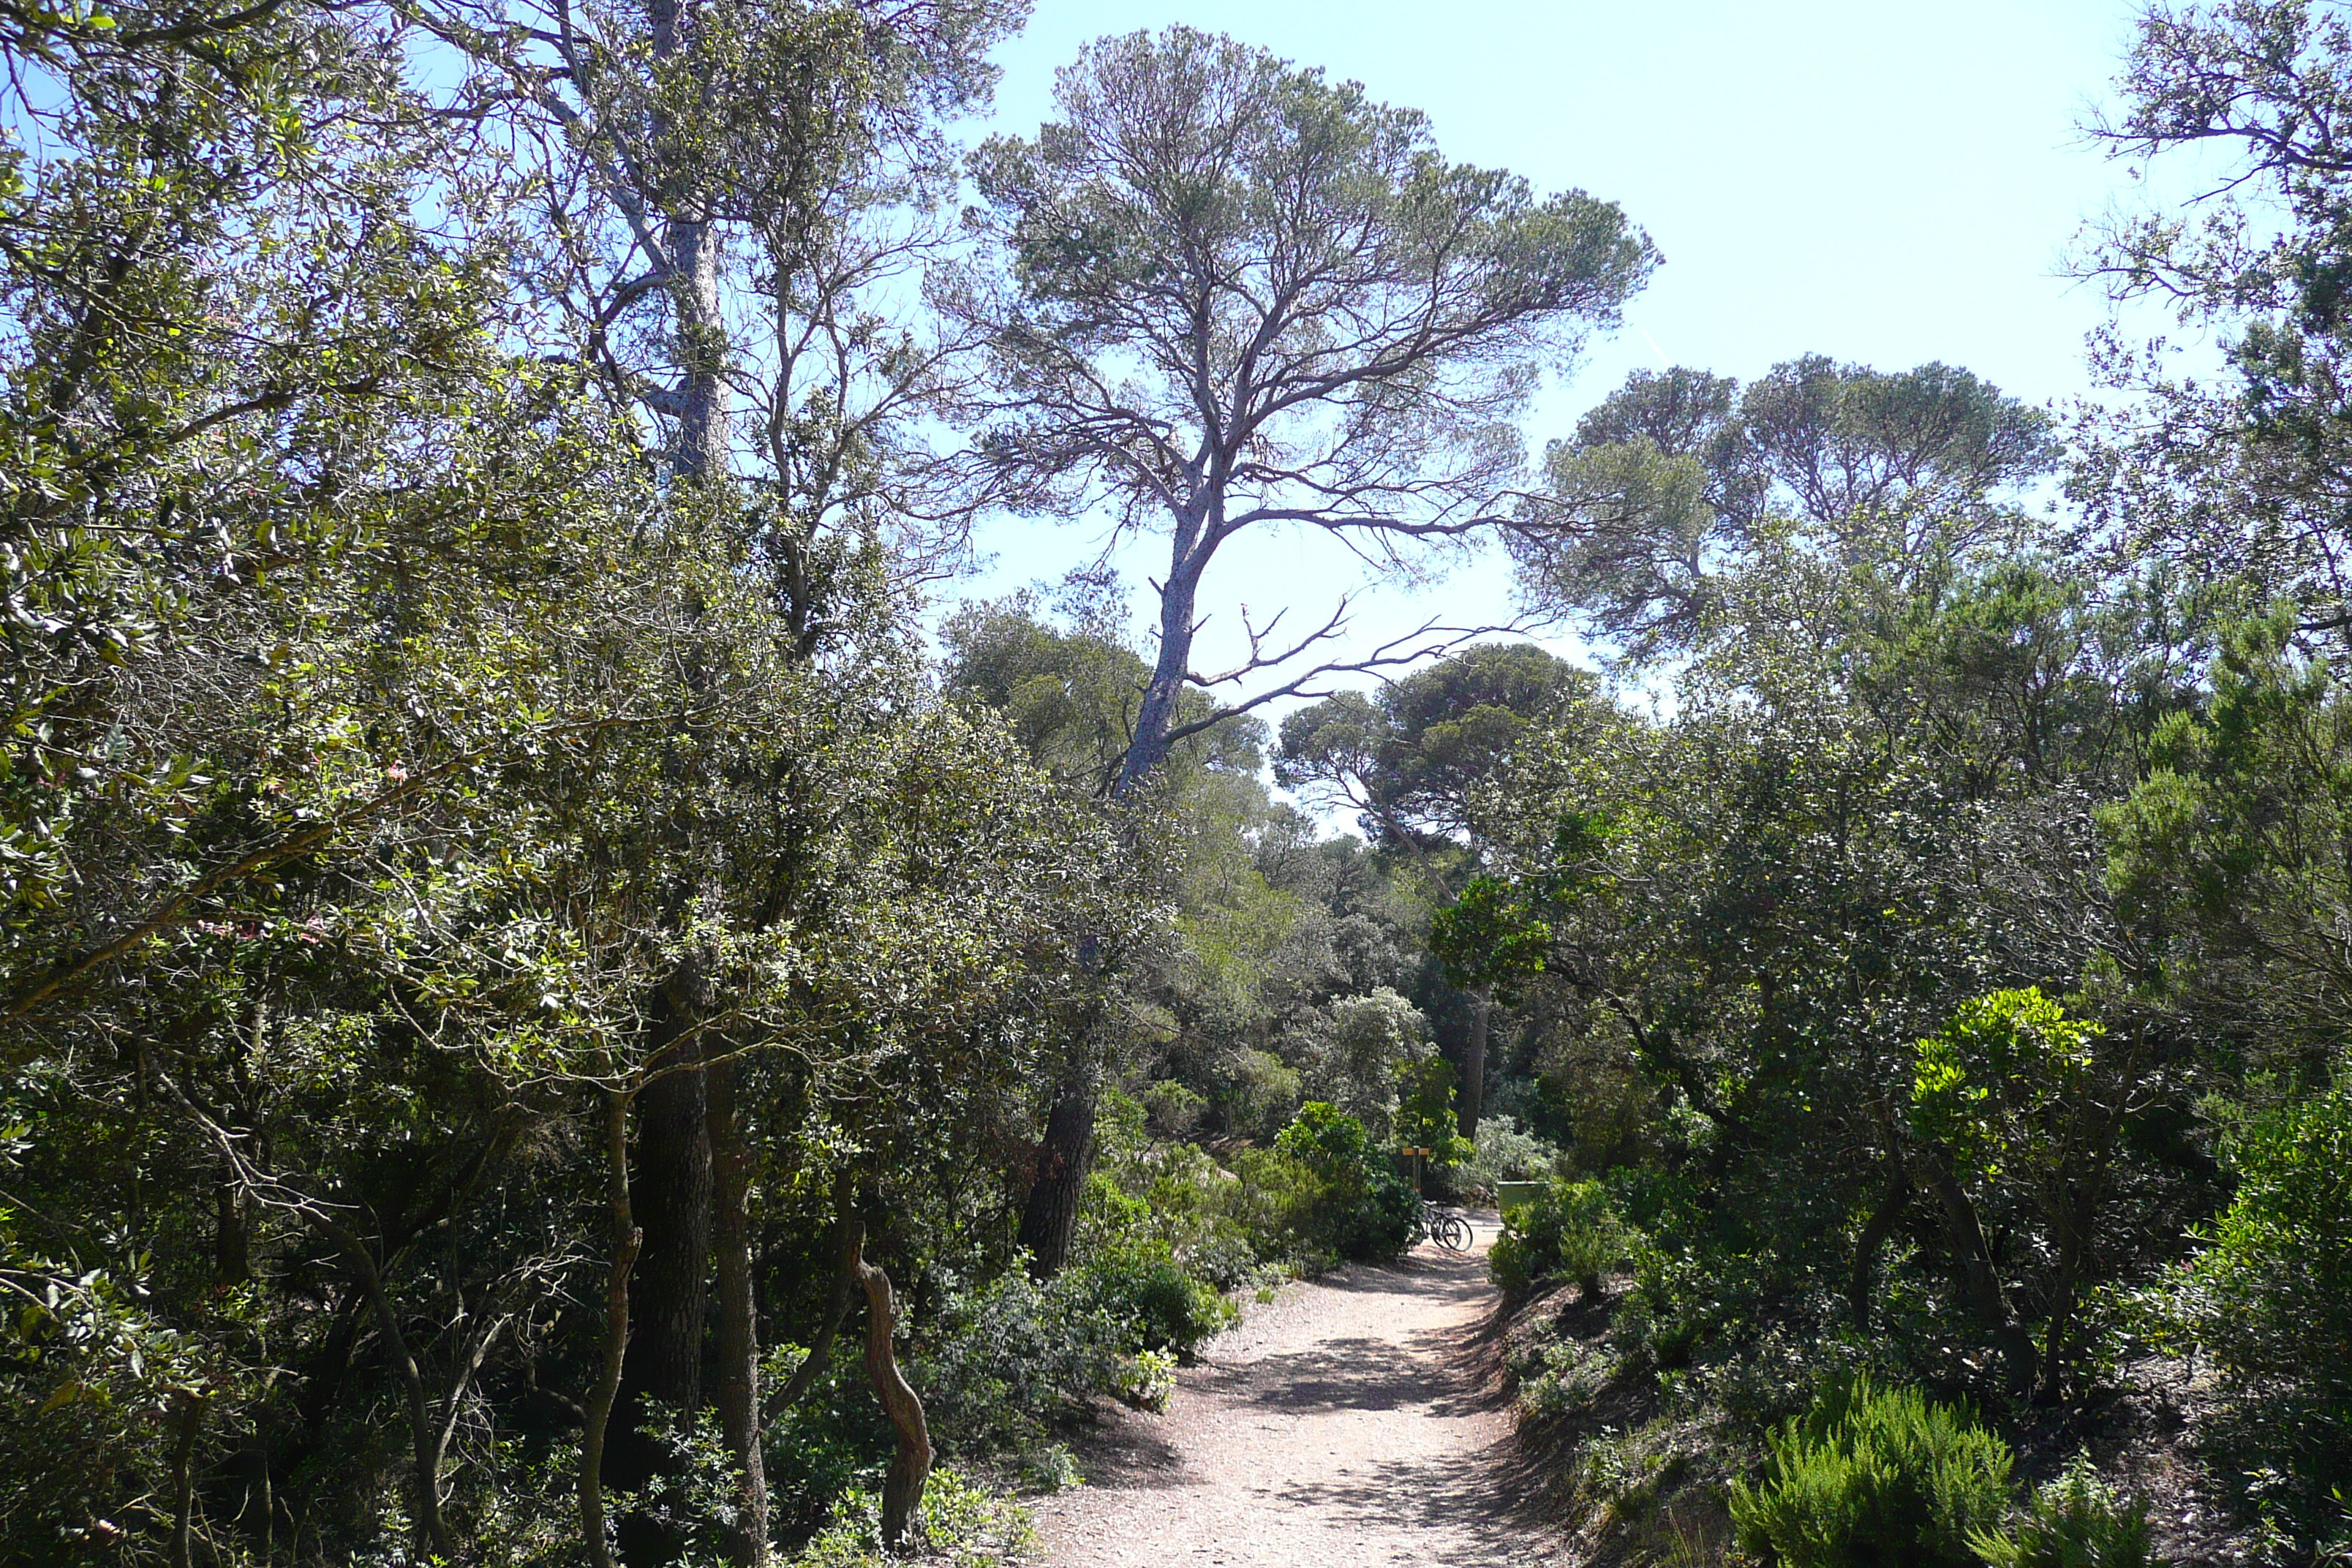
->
[669,213,728,482]
[169,1389,206,1568]
[1022,546,1206,1278]
[1925,1156,2035,1398]
[853,1235,931,1551]
[644,0,728,485]
[608,992,712,1567]
[1459,981,1493,1138]
[1016,1074,1097,1279]
[582,1083,641,1568]
[706,1053,768,1565]
[214,1175,249,1286]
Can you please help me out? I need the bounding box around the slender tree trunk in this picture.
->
[583,1083,641,1568]
[609,995,712,1567]
[2036,1169,2109,1403]
[214,1176,249,1286]
[1112,545,1205,799]
[1021,547,1207,1277]
[305,1220,453,1564]
[707,1054,768,1565]
[670,214,728,482]
[1847,1156,1911,1333]
[767,1191,859,1419]
[1925,1157,2034,1397]
[853,1234,931,1551]
[170,1389,205,1568]
[1459,982,1493,1137]
[644,0,728,486]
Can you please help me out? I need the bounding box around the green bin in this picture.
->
[1494,1180,1550,1215]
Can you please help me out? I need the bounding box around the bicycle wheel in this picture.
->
[1435,1213,1474,1252]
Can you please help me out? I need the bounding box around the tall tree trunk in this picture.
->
[1459,981,1493,1137]
[1022,546,1207,1277]
[1112,545,1204,799]
[608,993,712,1567]
[707,1054,768,1565]
[582,1082,641,1568]
[853,1232,931,1551]
[669,214,728,482]
[214,1175,249,1286]
[1016,1073,1097,1279]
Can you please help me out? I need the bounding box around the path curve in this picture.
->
[1030,1215,1558,1567]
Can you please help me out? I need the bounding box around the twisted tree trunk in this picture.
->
[853,1232,931,1550]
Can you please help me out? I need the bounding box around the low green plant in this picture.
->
[1730,1375,2013,1568]
[1970,1456,2149,1568]
[1065,1241,1235,1357]
[787,1466,1033,1567]
[1490,1178,1637,1297]
[1112,1348,1177,1411]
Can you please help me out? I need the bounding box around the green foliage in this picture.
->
[1272,1103,1420,1262]
[1910,989,2107,1167]
[1394,1055,1476,1169]
[2179,1077,2352,1528]
[1431,876,1553,992]
[1518,358,2056,665]
[1065,1243,1236,1359]
[785,1467,1033,1568]
[1461,1114,1565,1189]
[1730,1377,2015,1568]
[1489,1178,1638,1297]
[1970,1457,2150,1568]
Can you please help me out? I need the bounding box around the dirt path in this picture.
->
[1029,1215,1559,1567]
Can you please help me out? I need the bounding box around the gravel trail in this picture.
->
[1029,1215,1559,1567]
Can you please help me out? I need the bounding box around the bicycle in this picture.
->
[1420,1201,1473,1253]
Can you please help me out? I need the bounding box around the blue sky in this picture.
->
[949,0,2189,736]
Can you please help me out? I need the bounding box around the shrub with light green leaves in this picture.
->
[786,1466,1033,1567]
[1730,1376,2013,1568]
[1970,1456,2149,1568]
[2180,1077,2352,1530]
[1489,1178,1637,1297]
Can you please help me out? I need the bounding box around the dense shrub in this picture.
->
[785,1466,1033,1567]
[1730,1376,2013,1568]
[1970,1457,2149,1568]
[1078,1094,1264,1286]
[1490,1178,1637,1297]
[1273,1101,1420,1261]
[913,1268,1127,1455]
[1064,1241,1236,1357]
[2181,1078,2352,1529]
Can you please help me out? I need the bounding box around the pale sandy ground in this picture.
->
[1029,1215,1564,1567]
